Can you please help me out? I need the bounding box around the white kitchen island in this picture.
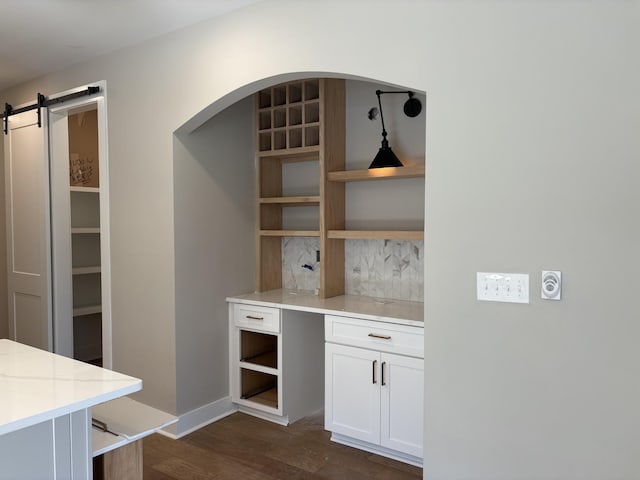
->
[0,339,141,480]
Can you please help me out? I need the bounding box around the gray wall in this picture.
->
[173,97,255,414]
[0,1,637,478]
[422,2,639,479]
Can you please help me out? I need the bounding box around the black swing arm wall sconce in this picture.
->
[368,89,422,169]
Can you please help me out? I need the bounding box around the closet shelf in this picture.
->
[73,305,102,317]
[70,186,99,193]
[72,266,101,275]
[71,227,100,234]
[328,230,424,241]
[327,164,425,182]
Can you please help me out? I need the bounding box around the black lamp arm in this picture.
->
[376,89,422,121]
[375,90,388,144]
[376,90,416,96]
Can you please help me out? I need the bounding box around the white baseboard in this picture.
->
[160,396,237,439]
[331,433,423,468]
[237,405,290,426]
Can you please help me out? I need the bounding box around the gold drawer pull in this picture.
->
[368,333,391,340]
[246,315,264,320]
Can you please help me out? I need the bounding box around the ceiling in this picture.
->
[0,0,260,92]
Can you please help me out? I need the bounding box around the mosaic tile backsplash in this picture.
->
[281,237,424,302]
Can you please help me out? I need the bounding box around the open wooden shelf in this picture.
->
[259,196,320,206]
[257,146,320,161]
[328,230,424,241]
[327,164,425,182]
[259,230,320,237]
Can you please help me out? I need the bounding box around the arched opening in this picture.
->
[171,72,426,440]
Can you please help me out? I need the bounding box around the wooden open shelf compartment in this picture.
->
[240,330,278,369]
[257,79,321,153]
[240,369,278,409]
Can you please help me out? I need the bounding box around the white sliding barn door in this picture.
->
[3,111,52,350]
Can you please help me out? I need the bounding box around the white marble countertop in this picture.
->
[227,289,424,327]
[0,339,141,436]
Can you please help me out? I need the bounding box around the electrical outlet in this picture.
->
[477,272,529,304]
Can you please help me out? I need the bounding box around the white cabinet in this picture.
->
[325,343,380,443]
[380,351,424,457]
[228,302,324,425]
[324,315,423,465]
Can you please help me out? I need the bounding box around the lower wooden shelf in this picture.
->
[328,230,424,241]
[241,386,278,409]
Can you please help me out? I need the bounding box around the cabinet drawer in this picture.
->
[234,304,281,333]
[325,315,423,358]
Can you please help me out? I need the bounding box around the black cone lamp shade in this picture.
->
[369,89,422,169]
[370,135,403,168]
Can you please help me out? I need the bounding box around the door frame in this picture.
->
[49,81,113,368]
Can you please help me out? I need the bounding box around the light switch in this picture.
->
[477,272,529,304]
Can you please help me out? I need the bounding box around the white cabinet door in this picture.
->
[4,110,52,351]
[325,343,380,444]
[380,352,424,458]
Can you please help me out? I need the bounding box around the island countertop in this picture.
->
[0,339,141,436]
[226,289,424,327]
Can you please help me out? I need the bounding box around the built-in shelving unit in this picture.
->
[68,109,102,365]
[256,78,345,298]
[230,304,324,423]
[254,79,425,298]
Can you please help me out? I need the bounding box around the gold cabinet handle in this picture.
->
[368,333,391,340]
[372,360,377,384]
[246,315,264,320]
[381,361,386,386]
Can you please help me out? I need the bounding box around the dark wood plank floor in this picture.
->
[144,412,423,479]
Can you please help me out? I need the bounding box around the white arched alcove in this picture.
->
[171,72,426,436]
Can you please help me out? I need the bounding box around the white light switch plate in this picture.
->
[477,272,529,304]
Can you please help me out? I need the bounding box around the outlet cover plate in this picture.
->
[477,272,529,304]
